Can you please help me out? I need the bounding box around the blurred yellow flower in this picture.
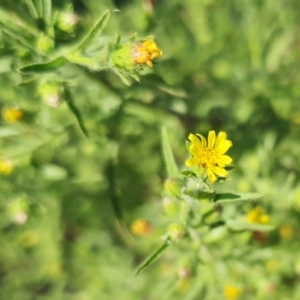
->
[0,159,14,175]
[1,107,23,123]
[279,225,293,239]
[185,131,233,183]
[133,39,163,66]
[130,219,152,236]
[223,285,242,300]
[247,206,270,224]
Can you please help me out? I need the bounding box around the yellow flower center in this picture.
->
[199,148,219,168]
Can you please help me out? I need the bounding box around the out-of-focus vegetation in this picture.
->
[1,0,300,299]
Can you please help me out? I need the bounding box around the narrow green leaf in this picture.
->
[0,21,35,49]
[0,127,21,138]
[161,127,180,178]
[64,89,89,137]
[226,220,275,232]
[135,238,171,276]
[42,0,52,26]
[76,10,110,52]
[214,193,262,204]
[24,0,39,19]
[34,0,43,17]
[19,56,66,74]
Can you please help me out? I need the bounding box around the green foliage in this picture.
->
[0,0,300,299]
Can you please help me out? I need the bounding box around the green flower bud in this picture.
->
[162,197,180,217]
[36,33,54,53]
[168,223,185,242]
[56,11,78,33]
[38,82,63,107]
[110,38,162,71]
[164,178,181,198]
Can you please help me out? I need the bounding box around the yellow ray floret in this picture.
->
[133,39,163,67]
[185,130,233,183]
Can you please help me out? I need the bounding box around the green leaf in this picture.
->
[135,238,171,276]
[64,89,89,138]
[113,68,132,86]
[226,220,275,232]
[40,164,67,181]
[76,10,110,52]
[42,0,52,26]
[180,170,197,178]
[19,56,66,74]
[213,193,262,204]
[0,20,35,49]
[161,127,180,178]
[0,127,21,138]
[24,0,39,19]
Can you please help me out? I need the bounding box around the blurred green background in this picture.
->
[1,0,300,299]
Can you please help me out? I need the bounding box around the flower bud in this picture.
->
[38,82,63,107]
[110,38,162,71]
[162,197,180,217]
[164,178,181,198]
[56,11,79,33]
[36,33,54,53]
[167,223,185,242]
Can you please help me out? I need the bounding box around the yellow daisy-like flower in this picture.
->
[247,206,270,224]
[133,39,163,67]
[185,131,233,183]
[223,285,243,300]
[2,107,23,123]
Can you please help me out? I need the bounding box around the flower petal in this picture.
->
[219,155,233,165]
[217,140,232,155]
[207,168,217,183]
[207,130,216,149]
[211,166,228,177]
[196,134,207,147]
[188,134,204,151]
[185,158,198,167]
[215,131,227,147]
[189,144,200,157]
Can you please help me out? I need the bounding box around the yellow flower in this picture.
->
[279,225,293,239]
[130,219,152,236]
[133,39,163,66]
[2,107,23,123]
[247,206,270,224]
[223,285,243,300]
[0,159,14,175]
[185,131,233,183]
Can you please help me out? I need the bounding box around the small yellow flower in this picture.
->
[223,285,242,300]
[279,225,293,239]
[247,206,270,224]
[185,131,233,183]
[0,159,14,175]
[2,107,23,123]
[133,39,163,66]
[130,219,152,236]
